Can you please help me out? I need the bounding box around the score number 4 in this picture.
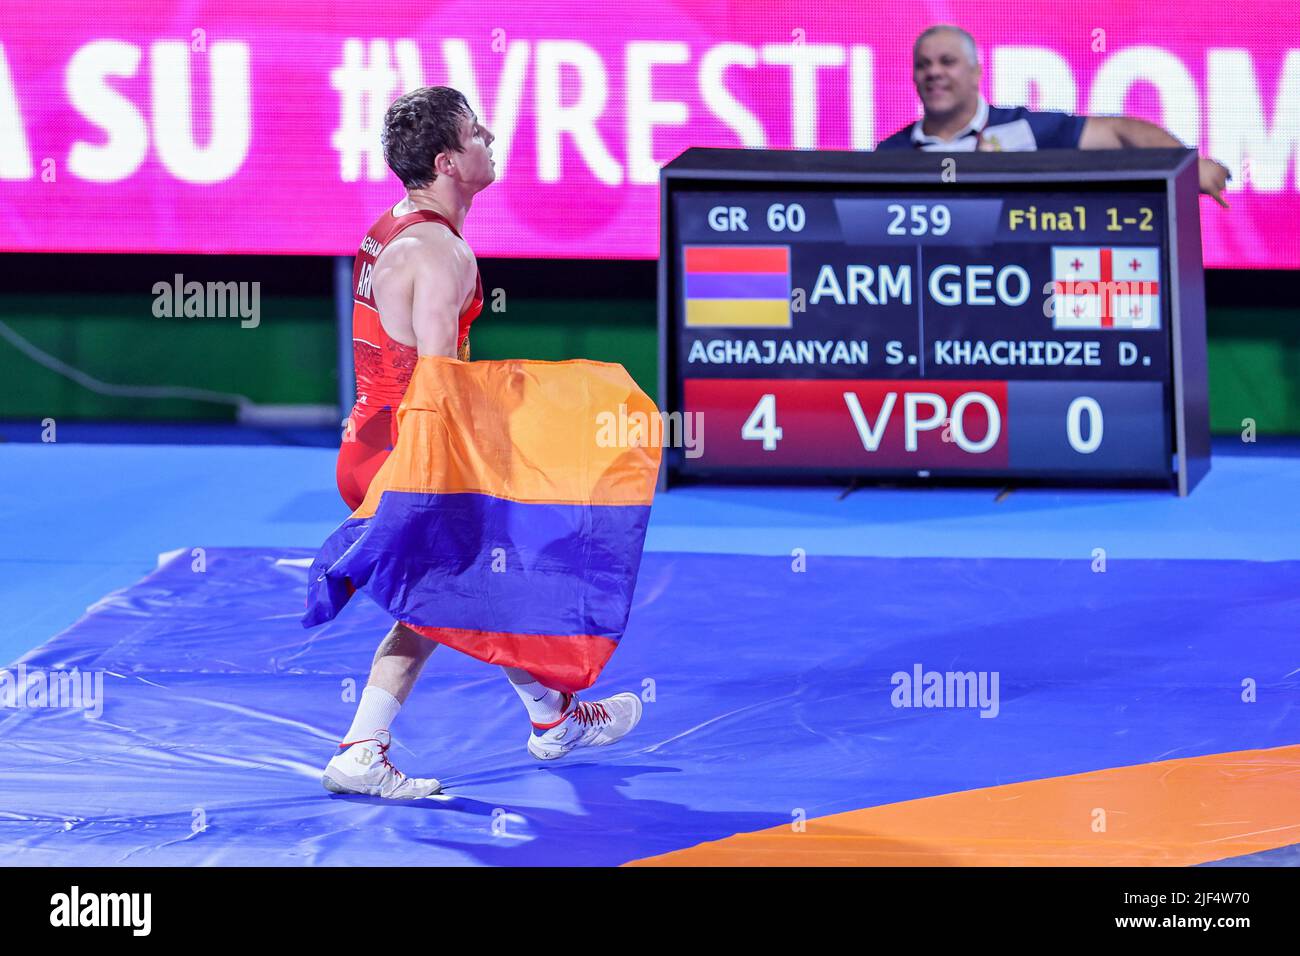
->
[741,393,784,449]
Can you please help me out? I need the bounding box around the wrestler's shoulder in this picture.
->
[398,221,474,265]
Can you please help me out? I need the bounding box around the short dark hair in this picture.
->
[381,87,472,190]
[915,25,979,67]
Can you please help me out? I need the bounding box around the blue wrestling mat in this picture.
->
[2,543,1297,866]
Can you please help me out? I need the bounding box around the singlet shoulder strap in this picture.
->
[375,207,464,246]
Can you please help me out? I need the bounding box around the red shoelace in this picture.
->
[569,700,611,727]
[339,734,403,778]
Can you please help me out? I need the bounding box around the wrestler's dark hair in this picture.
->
[382,86,472,190]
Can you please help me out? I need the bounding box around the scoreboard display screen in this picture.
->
[675,189,1170,476]
[659,149,1210,492]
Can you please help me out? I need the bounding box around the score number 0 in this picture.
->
[738,392,1106,455]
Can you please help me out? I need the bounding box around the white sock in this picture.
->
[340,686,402,747]
[506,673,568,725]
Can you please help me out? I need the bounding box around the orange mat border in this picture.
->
[626,744,1300,867]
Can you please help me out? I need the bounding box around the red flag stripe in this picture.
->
[684,246,789,274]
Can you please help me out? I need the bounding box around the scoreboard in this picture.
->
[658,148,1211,495]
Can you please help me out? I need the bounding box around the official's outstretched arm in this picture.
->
[1078,116,1231,208]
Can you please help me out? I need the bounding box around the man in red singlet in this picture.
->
[323,88,642,799]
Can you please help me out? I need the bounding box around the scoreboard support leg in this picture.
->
[1169,160,1212,496]
[656,175,672,492]
[334,255,356,419]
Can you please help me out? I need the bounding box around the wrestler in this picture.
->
[322,87,641,799]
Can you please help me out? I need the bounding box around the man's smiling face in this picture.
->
[913,30,981,119]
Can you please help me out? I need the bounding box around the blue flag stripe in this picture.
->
[306,491,651,638]
[685,272,790,300]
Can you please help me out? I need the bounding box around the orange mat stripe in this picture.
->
[626,744,1300,867]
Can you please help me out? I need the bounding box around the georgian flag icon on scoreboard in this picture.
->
[1051,246,1161,330]
[683,245,792,328]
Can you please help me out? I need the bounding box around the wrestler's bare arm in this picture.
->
[410,224,473,358]
[370,223,473,357]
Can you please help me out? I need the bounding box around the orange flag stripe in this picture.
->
[353,357,662,518]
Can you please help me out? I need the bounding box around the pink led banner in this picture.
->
[0,1,1293,266]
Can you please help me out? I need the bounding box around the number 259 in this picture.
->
[887,203,951,236]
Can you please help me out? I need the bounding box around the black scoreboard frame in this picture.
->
[657,147,1211,496]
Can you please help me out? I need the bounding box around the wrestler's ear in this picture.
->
[433,150,456,178]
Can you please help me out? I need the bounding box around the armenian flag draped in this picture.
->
[303,356,661,692]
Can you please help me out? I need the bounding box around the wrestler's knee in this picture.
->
[374,621,437,664]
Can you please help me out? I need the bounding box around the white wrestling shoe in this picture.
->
[321,729,442,799]
[527,691,643,761]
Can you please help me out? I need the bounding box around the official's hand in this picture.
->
[1199,157,1231,209]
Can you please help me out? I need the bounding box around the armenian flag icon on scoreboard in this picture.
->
[683,245,792,328]
[1051,246,1161,330]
